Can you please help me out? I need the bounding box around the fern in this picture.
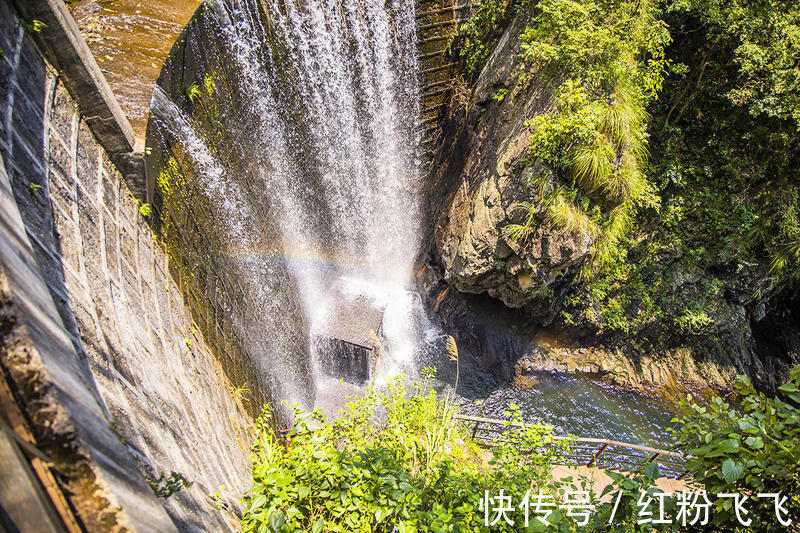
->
[185,82,202,105]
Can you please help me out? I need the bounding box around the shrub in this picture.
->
[241,367,800,531]
[241,374,591,532]
[671,366,800,529]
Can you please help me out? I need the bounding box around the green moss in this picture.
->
[451,0,530,76]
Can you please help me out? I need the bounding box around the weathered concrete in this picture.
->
[66,0,204,141]
[0,148,176,532]
[10,0,134,153]
[8,0,147,198]
[313,282,384,385]
[1,1,254,530]
[415,1,477,164]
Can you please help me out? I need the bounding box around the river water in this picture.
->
[459,371,679,448]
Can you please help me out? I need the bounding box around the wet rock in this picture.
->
[419,4,799,393]
[425,6,592,312]
[513,375,539,390]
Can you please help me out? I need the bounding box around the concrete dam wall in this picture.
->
[0,0,467,530]
[0,0,255,529]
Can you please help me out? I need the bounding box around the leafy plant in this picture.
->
[21,19,46,33]
[229,384,251,405]
[241,375,587,532]
[492,88,509,102]
[674,308,713,333]
[239,367,800,531]
[210,488,230,510]
[138,202,152,217]
[185,82,202,105]
[671,367,800,529]
[28,182,43,196]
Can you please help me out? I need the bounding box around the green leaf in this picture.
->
[778,383,798,393]
[526,518,549,532]
[685,457,703,471]
[312,518,324,533]
[717,439,740,453]
[744,436,764,449]
[721,459,744,484]
[268,510,285,531]
[249,494,267,510]
[644,461,660,481]
[738,419,758,433]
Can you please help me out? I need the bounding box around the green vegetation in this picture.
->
[505,0,669,272]
[230,384,252,406]
[584,0,800,333]
[241,366,800,531]
[185,82,203,105]
[242,372,586,532]
[649,0,800,282]
[452,0,529,75]
[20,19,46,34]
[146,471,193,499]
[455,0,800,334]
[670,366,800,528]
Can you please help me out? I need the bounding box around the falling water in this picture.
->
[149,0,431,418]
[147,0,682,444]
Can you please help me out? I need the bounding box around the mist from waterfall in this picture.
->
[149,0,433,417]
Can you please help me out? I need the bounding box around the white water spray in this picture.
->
[149,0,431,416]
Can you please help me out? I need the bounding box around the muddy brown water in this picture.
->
[68,0,202,143]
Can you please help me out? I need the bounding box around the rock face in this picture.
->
[420,8,799,393]
[429,12,592,311]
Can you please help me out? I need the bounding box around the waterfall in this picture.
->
[149,0,431,418]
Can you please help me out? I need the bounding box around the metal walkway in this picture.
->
[453,414,690,479]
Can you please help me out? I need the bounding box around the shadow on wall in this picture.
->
[0,1,256,529]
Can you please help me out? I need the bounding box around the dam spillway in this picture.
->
[146,0,430,417]
[0,0,439,528]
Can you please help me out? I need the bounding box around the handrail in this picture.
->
[452,414,690,479]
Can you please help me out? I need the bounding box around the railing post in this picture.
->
[648,452,660,464]
[471,421,480,440]
[587,442,609,467]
